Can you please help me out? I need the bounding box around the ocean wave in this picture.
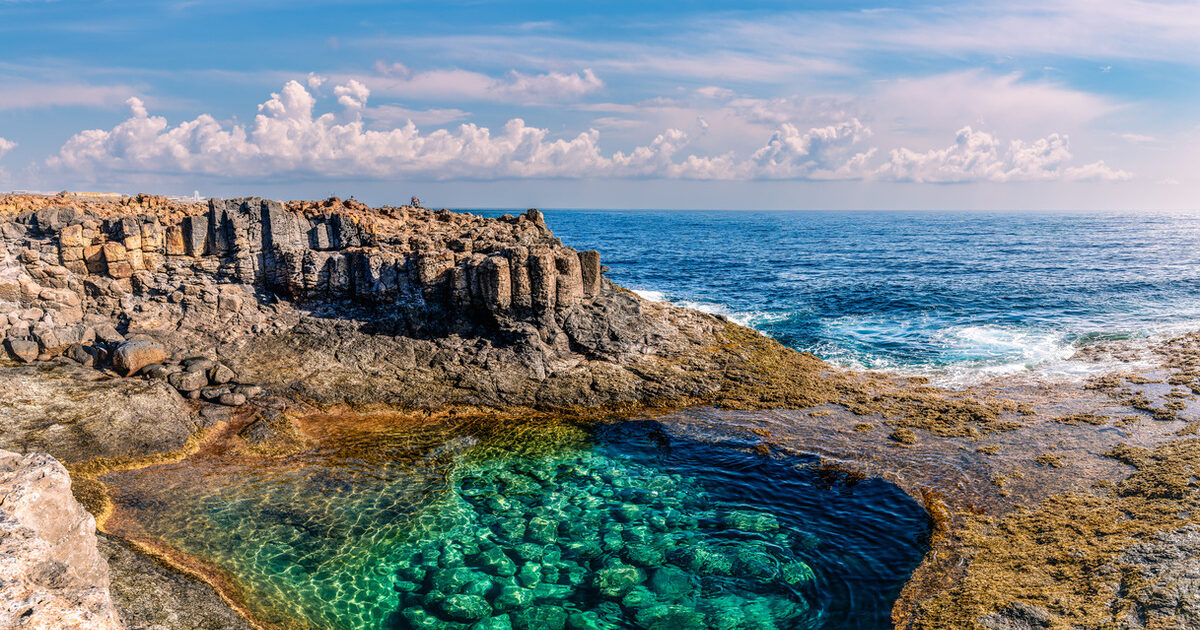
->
[631,288,788,329]
[632,287,1182,389]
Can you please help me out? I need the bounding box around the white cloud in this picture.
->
[0,82,138,111]
[366,105,470,127]
[872,71,1118,138]
[360,63,603,105]
[696,86,736,100]
[877,126,1131,183]
[334,79,370,111]
[750,119,876,179]
[0,137,15,159]
[42,81,1131,185]
[1119,132,1156,144]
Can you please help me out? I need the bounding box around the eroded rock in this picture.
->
[0,450,122,629]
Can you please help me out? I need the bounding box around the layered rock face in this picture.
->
[0,450,122,629]
[0,194,725,407]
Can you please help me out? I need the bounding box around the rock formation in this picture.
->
[0,194,728,408]
[0,450,122,629]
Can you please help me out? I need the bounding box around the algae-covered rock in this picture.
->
[441,594,492,621]
[648,565,693,600]
[725,509,780,533]
[634,603,707,630]
[493,585,536,611]
[516,562,542,588]
[509,605,567,630]
[527,517,558,544]
[780,560,816,587]
[472,614,514,630]
[593,562,643,598]
[472,545,517,577]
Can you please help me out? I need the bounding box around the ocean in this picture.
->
[479,209,1200,386]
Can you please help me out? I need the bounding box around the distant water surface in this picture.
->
[472,209,1200,385]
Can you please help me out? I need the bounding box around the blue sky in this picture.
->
[0,0,1197,209]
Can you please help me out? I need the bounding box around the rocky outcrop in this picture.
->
[99,534,252,630]
[0,194,727,409]
[0,450,122,629]
[0,360,199,464]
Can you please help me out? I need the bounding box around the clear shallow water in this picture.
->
[475,209,1200,383]
[103,418,930,630]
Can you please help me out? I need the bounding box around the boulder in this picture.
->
[66,344,94,367]
[208,363,235,385]
[112,340,167,376]
[0,450,122,629]
[5,338,38,363]
[168,369,208,393]
[217,392,246,407]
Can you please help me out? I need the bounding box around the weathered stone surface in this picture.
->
[6,338,37,362]
[168,369,209,393]
[99,534,251,630]
[1104,524,1200,629]
[0,363,196,463]
[527,250,557,315]
[0,193,732,411]
[208,363,235,385]
[112,340,167,376]
[182,214,209,256]
[579,250,601,298]
[0,450,122,630]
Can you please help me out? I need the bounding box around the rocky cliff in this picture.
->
[0,449,122,629]
[0,193,732,409]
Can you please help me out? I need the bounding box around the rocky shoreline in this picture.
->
[2,193,1198,629]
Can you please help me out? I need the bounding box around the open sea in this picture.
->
[479,209,1200,386]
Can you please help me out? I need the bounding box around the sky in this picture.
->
[0,0,1197,210]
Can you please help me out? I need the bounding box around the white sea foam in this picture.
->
[891,324,1160,389]
[631,287,1188,390]
[631,288,668,303]
[631,288,787,329]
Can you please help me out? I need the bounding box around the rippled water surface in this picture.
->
[474,209,1200,381]
[103,417,930,629]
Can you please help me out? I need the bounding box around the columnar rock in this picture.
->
[527,249,558,316]
[554,248,584,308]
[579,250,601,298]
[0,193,732,410]
[0,450,123,629]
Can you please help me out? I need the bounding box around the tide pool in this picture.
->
[101,417,930,629]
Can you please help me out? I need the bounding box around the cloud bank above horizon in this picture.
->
[43,80,1128,185]
[0,0,1196,208]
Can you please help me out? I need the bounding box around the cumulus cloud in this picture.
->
[362,62,604,105]
[42,81,1130,184]
[877,126,1131,183]
[750,119,875,179]
[0,137,15,159]
[42,80,613,180]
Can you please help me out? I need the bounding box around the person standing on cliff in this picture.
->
[411,196,421,207]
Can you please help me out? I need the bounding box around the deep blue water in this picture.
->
[475,209,1200,383]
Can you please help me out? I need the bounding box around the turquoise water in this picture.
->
[103,418,930,629]
[474,209,1200,381]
